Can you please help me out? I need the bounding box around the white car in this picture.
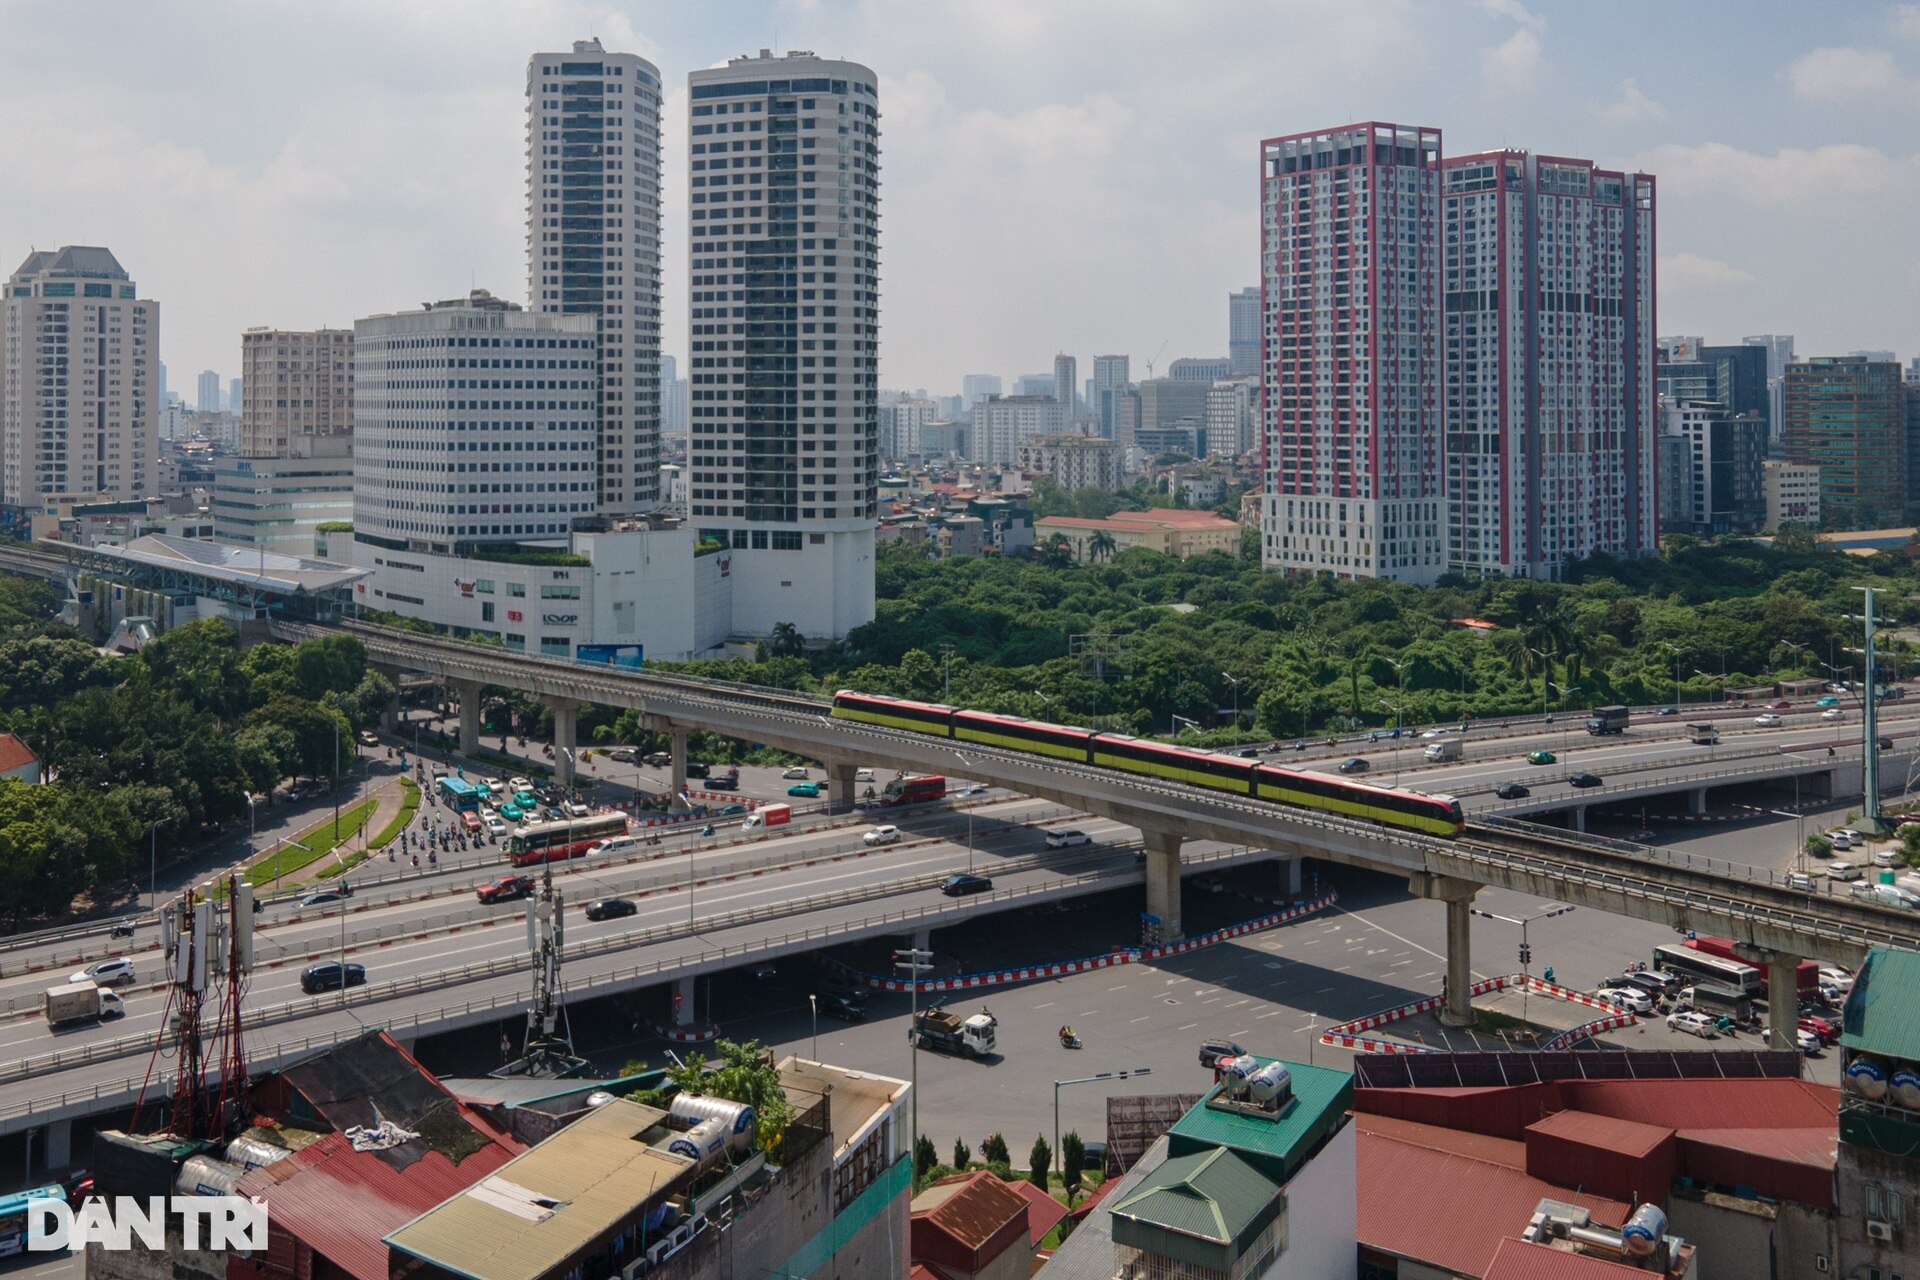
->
[1822,708,1845,721]
[1046,828,1093,849]
[1666,1011,1718,1039]
[1820,967,1855,993]
[70,958,136,987]
[1420,728,1448,740]
[485,815,508,836]
[1595,986,1654,1014]
[1754,713,1783,727]
[1874,847,1901,868]
[565,801,591,819]
[782,766,811,780]
[1826,860,1862,881]
[1828,829,1859,850]
[863,825,902,847]
[855,768,876,782]
[1797,1028,1822,1055]
[509,776,531,792]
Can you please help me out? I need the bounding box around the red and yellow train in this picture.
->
[830,690,1464,839]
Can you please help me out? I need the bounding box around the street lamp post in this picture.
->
[1380,699,1406,784]
[1221,672,1240,732]
[1054,1068,1151,1189]
[1469,904,1575,1023]
[895,948,933,1169]
[149,820,159,913]
[808,994,818,1061]
[955,751,978,874]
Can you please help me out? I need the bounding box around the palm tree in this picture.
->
[767,621,805,658]
[1089,530,1117,563]
[1038,533,1075,569]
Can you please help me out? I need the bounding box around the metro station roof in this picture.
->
[65,534,368,595]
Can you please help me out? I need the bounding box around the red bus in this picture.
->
[507,813,629,866]
[881,775,947,807]
[1679,936,1819,1000]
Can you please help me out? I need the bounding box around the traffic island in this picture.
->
[1319,975,1637,1055]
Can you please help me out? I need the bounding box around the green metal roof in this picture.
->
[1109,1145,1282,1269]
[1167,1057,1353,1185]
[1841,947,1920,1060]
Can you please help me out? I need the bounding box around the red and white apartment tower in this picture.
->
[1259,123,1657,583]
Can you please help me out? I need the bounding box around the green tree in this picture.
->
[914,1134,938,1182]
[983,1132,1010,1165]
[1061,1130,1086,1202]
[1029,1134,1052,1193]
[661,1038,795,1152]
[952,1137,972,1170]
[1089,530,1117,563]
[768,621,806,658]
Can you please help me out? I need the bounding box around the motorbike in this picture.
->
[700,824,715,837]
[1059,1030,1082,1050]
[110,921,135,939]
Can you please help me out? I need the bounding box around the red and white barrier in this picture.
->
[1319,974,1637,1055]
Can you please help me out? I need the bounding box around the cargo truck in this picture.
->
[909,1003,997,1058]
[1586,705,1630,735]
[1422,739,1462,763]
[742,803,792,831]
[45,984,125,1029]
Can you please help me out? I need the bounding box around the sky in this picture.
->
[1,0,1913,395]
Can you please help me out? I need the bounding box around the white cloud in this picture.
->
[1603,77,1667,122]
[1789,46,1911,102]
[1638,141,1920,205]
[1660,253,1755,290]
[1478,0,1544,31]
[1895,4,1920,40]
[1481,28,1543,92]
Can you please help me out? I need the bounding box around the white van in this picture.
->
[590,834,650,857]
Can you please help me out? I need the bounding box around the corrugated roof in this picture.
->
[1167,1057,1353,1182]
[1842,945,1920,1061]
[1563,1078,1838,1133]
[383,1098,694,1280]
[1681,1126,1836,1170]
[1526,1109,1673,1159]
[1483,1237,1657,1279]
[1110,1146,1277,1245]
[237,1127,521,1280]
[1358,1128,1631,1279]
[1006,1179,1069,1244]
[911,1170,1029,1252]
[1352,1112,1525,1169]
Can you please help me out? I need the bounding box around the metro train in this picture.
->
[830,690,1464,838]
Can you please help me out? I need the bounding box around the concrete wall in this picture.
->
[1270,1119,1356,1279]
[1667,1192,1775,1280]
[721,527,875,643]
[1836,1141,1920,1278]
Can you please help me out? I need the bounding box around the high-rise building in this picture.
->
[1014,372,1056,397]
[1091,354,1129,439]
[1657,344,1768,427]
[1907,381,1920,514]
[1260,122,1445,583]
[239,327,353,458]
[228,377,243,416]
[878,397,934,460]
[1783,356,1905,528]
[1054,352,1076,415]
[1229,286,1261,376]
[351,289,597,551]
[686,49,880,641]
[1745,334,1795,446]
[212,450,355,558]
[972,395,1065,467]
[0,246,158,507]
[528,38,663,515]
[1658,400,1766,535]
[1138,377,1208,435]
[1167,356,1230,383]
[1206,375,1258,458]
[1851,349,1898,363]
[659,354,688,434]
[197,369,221,413]
[1762,458,1820,531]
[1018,432,1121,492]
[961,374,1001,412]
[158,360,168,406]
[1442,149,1658,577]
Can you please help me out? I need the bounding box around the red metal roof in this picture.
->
[1068,1174,1123,1222]
[1526,1109,1673,1159]
[1005,1179,1069,1244]
[1353,1112,1525,1169]
[1483,1237,1656,1279]
[1561,1078,1838,1132]
[1359,1128,1631,1279]
[911,1170,1030,1274]
[0,732,37,775]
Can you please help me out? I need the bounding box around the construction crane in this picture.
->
[1144,339,1168,380]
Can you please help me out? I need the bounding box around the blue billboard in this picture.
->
[577,643,644,670]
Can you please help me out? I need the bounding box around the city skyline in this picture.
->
[0,2,1911,395]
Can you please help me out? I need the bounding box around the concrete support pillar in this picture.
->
[1412,873,1479,1027]
[549,697,578,787]
[454,679,483,758]
[831,761,858,814]
[1570,806,1586,833]
[44,1118,71,1169]
[672,975,696,1027]
[1766,952,1801,1052]
[1283,855,1303,897]
[908,928,931,953]
[670,724,689,799]
[1689,787,1709,816]
[379,694,400,733]
[1142,828,1184,942]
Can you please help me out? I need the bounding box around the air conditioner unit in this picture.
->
[1868,1220,1896,1242]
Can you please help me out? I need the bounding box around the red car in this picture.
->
[1770,699,1792,710]
[1800,1015,1838,1045]
[476,875,535,905]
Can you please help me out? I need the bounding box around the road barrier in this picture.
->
[1318,974,1636,1055]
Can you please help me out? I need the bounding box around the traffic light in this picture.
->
[1519,943,1532,966]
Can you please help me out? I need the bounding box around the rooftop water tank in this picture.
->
[1847,1056,1890,1101]
[1892,1068,1920,1111]
[223,1136,292,1172]
[178,1155,246,1198]
[1247,1061,1292,1105]
[670,1095,756,1152]
[1620,1204,1667,1258]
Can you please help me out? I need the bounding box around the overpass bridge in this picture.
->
[267,619,1920,1054]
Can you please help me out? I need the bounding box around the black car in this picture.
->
[685,761,711,779]
[1338,757,1369,774]
[1198,1038,1246,1069]
[1494,781,1530,799]
[584,897,637,922]
[818,993,867,1022]
[941,874,993,897]
[1230,746,1261,759]
[1568,771,1604,788]
[301,961,367,994]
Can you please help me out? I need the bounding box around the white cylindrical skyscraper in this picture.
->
[528,39,663,515]
[687,50,880,642]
